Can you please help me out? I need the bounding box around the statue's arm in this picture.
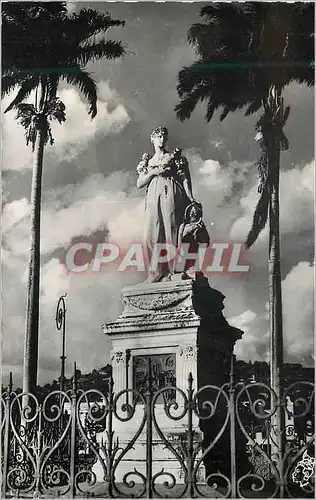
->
[177,156,195,202]
[178,223,185,248]
[136,167,158,189]
[183,178,195,202]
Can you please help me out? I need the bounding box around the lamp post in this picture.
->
[55,294,67,392]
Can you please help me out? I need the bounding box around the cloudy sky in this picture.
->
[2,0,314,388]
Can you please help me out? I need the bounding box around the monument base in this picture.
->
[98,276,243,484]
[93,431,205,484]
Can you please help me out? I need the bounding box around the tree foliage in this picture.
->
[1,2,126,394]
[176,2,314,247]
[2,1,126,134]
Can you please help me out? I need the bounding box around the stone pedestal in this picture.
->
[95,276,243,483]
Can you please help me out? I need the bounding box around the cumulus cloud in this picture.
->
[230,309,268,363]
[2,213,31,259]
[3,171,144,261]
[2,106,33,172]
[2,198,31,233]
[2,168,146,386]
[38,257,139,377]
[230,161,314,245]
[2,81,130,171]
[50,83,130,163]
[66,1,76,14]
[3,256,140,387]
[183,149,253,238]
[282,261,314,363]
[2,80,133,386]
[229,261,314,366]
[182,153,313,254]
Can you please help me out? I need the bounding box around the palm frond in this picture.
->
[2,2,126,127]
[68,8,124,42]
[1,71,24,98]
[206,101,217,122]
[245,185,270,249]
[220,105,236,121]
[188,22,226,57]
[76,39,125,66]
[177,1,314,126]
[200,4,232,22]
[15,103,37,128]
[4,76,38,113]
[15,102,56,150]
[46,74,59,103]
[62,68,97,118]
[46,98,66,124]
[175,82,215,121]
[281,105,290,127]
[188,23,209,46]
[15,103,39,150]
[245,99,262,116]
[177,62,215,97]
[175,95,200,122]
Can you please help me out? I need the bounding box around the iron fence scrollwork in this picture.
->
[1,363,314,498]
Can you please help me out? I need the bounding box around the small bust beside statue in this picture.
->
[178,201,210,280]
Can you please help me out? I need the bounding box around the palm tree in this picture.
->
[2,2,126,395]
[176,1,314,478]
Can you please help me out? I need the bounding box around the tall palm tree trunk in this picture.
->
[22,123,45,396]
[268,132,285,488]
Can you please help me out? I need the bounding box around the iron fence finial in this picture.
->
[73,361,77,391]
[56,294,67,392]
[55,293,67,329]
[229,354,235,389]
[8,372,13,393]
[109,376,114,393]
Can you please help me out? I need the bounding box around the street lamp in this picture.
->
[55,294,67,392]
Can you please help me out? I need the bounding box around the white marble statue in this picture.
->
[136,127,196,282]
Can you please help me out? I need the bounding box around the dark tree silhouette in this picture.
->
[2,2,126,395]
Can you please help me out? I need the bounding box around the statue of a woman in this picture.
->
[136,127,195,282]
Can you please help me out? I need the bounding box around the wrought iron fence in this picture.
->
[1,362,314,498]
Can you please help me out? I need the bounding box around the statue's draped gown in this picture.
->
[143,155,191,278]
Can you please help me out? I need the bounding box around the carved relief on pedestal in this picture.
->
[179,345,198,361]
[121,289,192,316]
[110,350,127,365]
[133,353,176,403]
[128,292,191,311]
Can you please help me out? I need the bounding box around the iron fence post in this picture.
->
[55,294,67,395]
[187,372,194,498]
[270,393,285,497]
[107,377,114,497]
[265,419,272,478]
[229,357,237,498]
[34,403,42,497]
[2,372,13,498]
[69,362,78,498]
[125,350,131,407]
[146,357,153,498]
[277,397,285,499]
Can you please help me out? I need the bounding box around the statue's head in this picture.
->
[150,127,168,148]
